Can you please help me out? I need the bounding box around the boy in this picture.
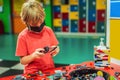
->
[16,0,59,74]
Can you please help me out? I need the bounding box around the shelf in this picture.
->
[55,32,105,38]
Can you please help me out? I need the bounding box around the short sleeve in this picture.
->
[48,28,59,46]
[15,35,27,56]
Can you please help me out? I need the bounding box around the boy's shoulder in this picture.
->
[18,28,28,37]
[45,26,53,32]
[45,26,52,30]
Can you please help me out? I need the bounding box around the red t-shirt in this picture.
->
[16,26,59,74]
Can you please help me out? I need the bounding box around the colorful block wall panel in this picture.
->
[53,0,62,32]
[71,20,78,32]
[96,0,106,33]
[69,12,78,20]
[53,0,61,5]
[87,0,96,33]
[53,19,62,27]
[52,0,106,34]
[97,22,105,33]
[44,0,52,28]
[0,20,4,34]
[79,0,86,32]
[88,0,96,9]
[54,27,61,32]
[110,1,120,18]
[110,19,120,59]
[97,10,106,22]
[61,0,70,32]
[110,0,120,61]
[70,0,78,32]
[79,0,86,6]
[0,0,11,33]
[61,5,69,12]
[61,0,69,4]
[71,26,78,32]
[53,12,61,18]
[96,9,106,33]
[96,0,106,10]
[79,9,86,19]
[62,26,69,32]
[62,19,69,32]
[69,0,78,5]
[88,9,96,21]
[70,5,78,11]
[61,4,69,32]
[79,19,86,32]
[88,21,96,33]
[53,6,61,12]
[62,13,69,19]
[62,19,69,26]
[13,17,26,34]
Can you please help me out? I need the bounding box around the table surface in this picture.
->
[0,61,119,80]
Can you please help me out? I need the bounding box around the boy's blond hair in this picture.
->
[20,0,45,24]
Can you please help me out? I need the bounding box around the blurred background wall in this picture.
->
[0,0,110,64]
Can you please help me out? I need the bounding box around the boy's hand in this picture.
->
[50,46,60,56]
[32,48,45,59]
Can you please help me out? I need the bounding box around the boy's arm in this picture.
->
[20,48,45,65]
[20,54,35,65]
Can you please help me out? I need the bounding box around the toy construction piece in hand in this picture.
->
[43,46,58,56]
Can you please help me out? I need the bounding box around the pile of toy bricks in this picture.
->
[94,48,110,68]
